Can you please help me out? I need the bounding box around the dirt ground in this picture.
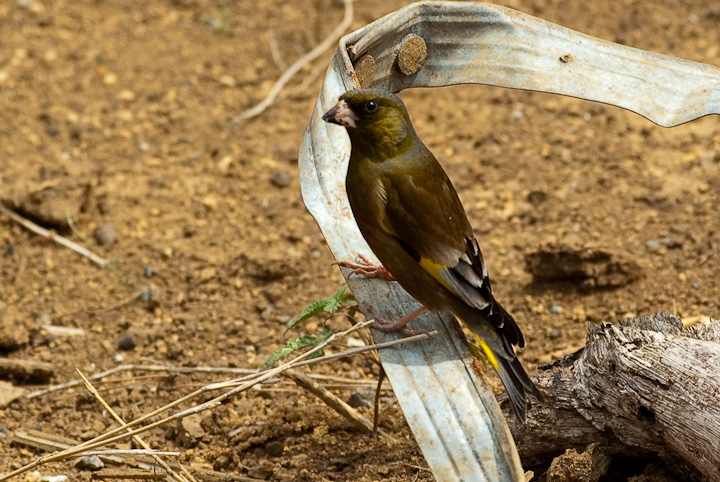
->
[1,0,719,481]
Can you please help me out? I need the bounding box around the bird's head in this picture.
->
[322,89,415,156]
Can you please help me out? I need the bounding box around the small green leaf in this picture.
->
[286,285,354,332]
[261,329,333,370]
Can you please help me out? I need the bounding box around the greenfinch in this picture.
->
[322,88,542,421]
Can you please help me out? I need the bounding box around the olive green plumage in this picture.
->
[323,88,542,421]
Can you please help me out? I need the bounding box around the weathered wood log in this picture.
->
[502,313,720,481]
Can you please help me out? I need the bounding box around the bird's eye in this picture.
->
[364,100,379,113]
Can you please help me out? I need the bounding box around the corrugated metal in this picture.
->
[299,2,720,481]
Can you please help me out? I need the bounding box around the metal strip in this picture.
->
[299,2,720,481]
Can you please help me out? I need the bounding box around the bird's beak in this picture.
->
[322,100,358,128]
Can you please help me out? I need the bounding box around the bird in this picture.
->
[322,88,542,421]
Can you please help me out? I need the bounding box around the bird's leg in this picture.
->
[336,254,395,281]
[367,306,429,336]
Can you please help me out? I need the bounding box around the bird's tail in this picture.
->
[458,303,542,422]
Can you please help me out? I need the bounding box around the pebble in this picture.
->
[265,440,285,457]
[549,329,562,339]
[74,455,104,471]
[93,223,117,247]
[347,388,375,409]
[270,171,292,188]
[140,287,152,302]
[118,334,136,351]
[103,72,118,85]
[117,89,135,101]
[143,265,154,278]
[645,239,660,251]
[550,305,563,314]
[175,415,205,446]
[213,454,231,471]
[219,75,236,87]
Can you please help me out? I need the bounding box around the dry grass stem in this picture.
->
[0,203,107,268]
[77,369,189,482]
[265,30,287,70]
[81,450,181,457]
[286,369,394,442]
[4,321,436,482]
[2,320,374,481]
[230,0,353,123]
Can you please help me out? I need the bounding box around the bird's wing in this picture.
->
[381,161,497,314]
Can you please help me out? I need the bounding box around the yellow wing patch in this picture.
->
[418,257,454,292]
[456,316,500,370]
[474,335,500,369]
[420,257,499,369]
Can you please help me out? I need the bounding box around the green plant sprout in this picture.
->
[261,285,357,370]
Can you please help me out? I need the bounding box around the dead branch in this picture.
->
[504,313,720,481]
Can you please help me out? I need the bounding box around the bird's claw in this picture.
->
[336,254,395,281]
[367,306,429,336]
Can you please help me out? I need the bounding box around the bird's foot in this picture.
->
[336,254,395,281]
[367,306,429,336]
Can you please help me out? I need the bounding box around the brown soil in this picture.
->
[1,0,718,481]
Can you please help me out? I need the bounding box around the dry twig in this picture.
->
[265,30,287,70]
[4,324,436,482]
[230,0,353,123]
[77,370,189,482]
[0,203,107,268]
[285,369,394,442]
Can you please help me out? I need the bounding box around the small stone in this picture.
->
[0,381,26,407]
[270,171,292,188]
[219,75,236,87]
[550,305,563,314]
[347,388,375,409]
[265,440,285,457]
[646,239,660,251]
[175,415,205,446]
[201,195,219,209]
[213,454,231,471]
[74,455,104,471]
[217,155,234,174]
[103,72,118,85]
[42,476,68,482]
[117,89,135,101]
[549,329,562,339]
[118,334,136,351]
[93,223,116,247]
[140,287,152,302]
[198,267,216,280]
[143,265,154,278]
